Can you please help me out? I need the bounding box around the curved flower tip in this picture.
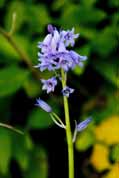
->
[41,77,57,94]
[35,98,52,113]
[62,86,74,97]
[77,117,92,132]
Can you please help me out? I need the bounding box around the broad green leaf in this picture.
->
[75,130,95,151]
[28,109,54,129]
[0,66,29,97]
[0,129,12,174]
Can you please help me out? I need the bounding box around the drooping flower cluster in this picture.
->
[36,25,87,72]
[36,24,87,96]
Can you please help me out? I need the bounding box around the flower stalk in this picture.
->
[61,69,74,178]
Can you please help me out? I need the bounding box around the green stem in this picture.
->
[61,69,74,178]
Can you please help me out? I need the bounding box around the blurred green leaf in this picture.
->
[109,0,119,7]
[28,108,54,129]
[75,130,95,151]
[14,35,31,57]
[25,147,48,178]
[28,98,60,129]
[0,35,19,62]
[52,0,68,10]
[23,78,41,98]
[5,1,26,32]
[73,65,85,76]
[0,96,11,122]
[0,129,12,174]
[13,134,33,171]
[80,0,96,7]
[0,0,5,8]
[92,59,119,87]
[110,144,119,162]
[26,5,51,33]
[91,89,119,123]
[91,27,117,56]
[0,66,29,97]
[61,5,106,27]
[79,27,97,40]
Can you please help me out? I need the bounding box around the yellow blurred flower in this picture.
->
[103,163,119,178]
[90,144,111,172]
[95,115,119,145]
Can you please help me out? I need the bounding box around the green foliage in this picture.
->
[75,129,95,151]
[60,5,106,27]
[5,1,26,32]
[28,108,54,129]
[110,144,119,162]
[92,59,119,87]
[0,66,29,97]
[25,147,48,178]
[91,27,117,56]
[12,134,33,170]
[0,35,19,62]
[0,129,12,174]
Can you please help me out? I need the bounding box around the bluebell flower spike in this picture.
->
[36,24,87,73]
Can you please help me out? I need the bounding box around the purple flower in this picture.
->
[36,25,87,73]
[62,86,74,97]
[35,98,52,113]
[41,77,57,93]
[60,28,79,47]
[69,50,87,67]
[76,117,92,132]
